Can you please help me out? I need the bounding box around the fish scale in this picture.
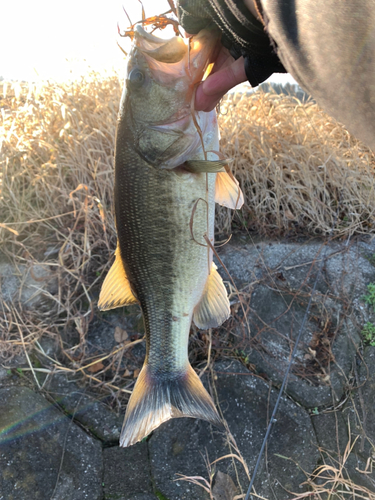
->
[98,24,243,446]
[116,123,214,374]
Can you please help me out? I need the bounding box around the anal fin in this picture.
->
[215,171,244,209]
[98,243,138,311]
[193,263,230,329]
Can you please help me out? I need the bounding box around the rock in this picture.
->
[44,372,123,443]
[340,453,375,494]
[128,495,159,500]
[217,239,362,408]
[0,261,57,309]
[311,411,349,457]
[81,312,146,372]
[0,367,9,381]
[103,443,155,499]
[37,335,61,359]
[149,418,213,500]
[346,346,375,461]
[148,360,319,500]
[0,386,102,500]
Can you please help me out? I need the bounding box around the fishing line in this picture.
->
[217,87,353,499]
[243,179,346,500]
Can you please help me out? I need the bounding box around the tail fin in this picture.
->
[120,364,223,447]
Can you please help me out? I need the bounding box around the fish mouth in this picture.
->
[135,26,188,64]
[134,24,220,84]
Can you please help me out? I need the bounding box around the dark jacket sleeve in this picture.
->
[177,0,286,86]
[261,0,375,151]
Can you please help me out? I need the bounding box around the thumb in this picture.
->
[195,57,247,111]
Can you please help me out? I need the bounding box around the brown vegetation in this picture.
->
[1,73,375,499]
[1,72,375,379]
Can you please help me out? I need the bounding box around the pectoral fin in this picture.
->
[215,171,244,209]
[193,263,230,329]
[185,160,227,173]
[98,243,138,311]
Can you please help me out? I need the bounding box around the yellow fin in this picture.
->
[193,263,230,329]
[98,244,138,311]
[215,171,244,209]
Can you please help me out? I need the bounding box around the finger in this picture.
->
[195,57,247,111]
[203,57,246,96]
[210,47,233,74]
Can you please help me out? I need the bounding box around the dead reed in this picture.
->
[1,73,375,395]
[1,74,374,499]
[217,91,375,237]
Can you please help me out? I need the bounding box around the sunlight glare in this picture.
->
[1,0,173,81]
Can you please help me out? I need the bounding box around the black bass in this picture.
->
[98,25,243,447]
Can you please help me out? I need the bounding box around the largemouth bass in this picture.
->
[98,25,243,447]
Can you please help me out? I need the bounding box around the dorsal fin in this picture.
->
[98,243,138,311]
[215,171,244,209]
[193,263,230,329]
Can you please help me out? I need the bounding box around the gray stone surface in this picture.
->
[76,310,146,377]
[346,346,375,461]
[149,360,319,500]
[128,495,159,500]
[340,453,375,494]
[87,309,144,355]
[0,261,58,308]
[0,367,8,381]
[149,419,213,500]
[2,237,375,500]
[44,373,123,443]
[311,411,349,456]
[103,443,155,499]
[218,239,365,408]
[0,386,102,500]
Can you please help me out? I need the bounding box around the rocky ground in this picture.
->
[1,237,375,500]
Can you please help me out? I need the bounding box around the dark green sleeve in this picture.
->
[177,0,286,86]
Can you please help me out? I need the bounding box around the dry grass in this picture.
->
[217,91,375,237]
[1,73,375,386]
[1,74,375,498]
[0,74,120,380]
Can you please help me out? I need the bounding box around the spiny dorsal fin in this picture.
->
[120,364,223,447]
[184,160,227,173]
[98,243,138,311]
[193,263,230,329]
[215,171,244,209]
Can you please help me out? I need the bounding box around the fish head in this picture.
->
[120,24,220,168]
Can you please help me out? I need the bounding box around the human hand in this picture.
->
[195,46,247,112]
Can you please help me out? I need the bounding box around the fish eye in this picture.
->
[128,69,145,88]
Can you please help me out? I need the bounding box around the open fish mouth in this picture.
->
[135,26,188,64]
[133,24,220,84]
